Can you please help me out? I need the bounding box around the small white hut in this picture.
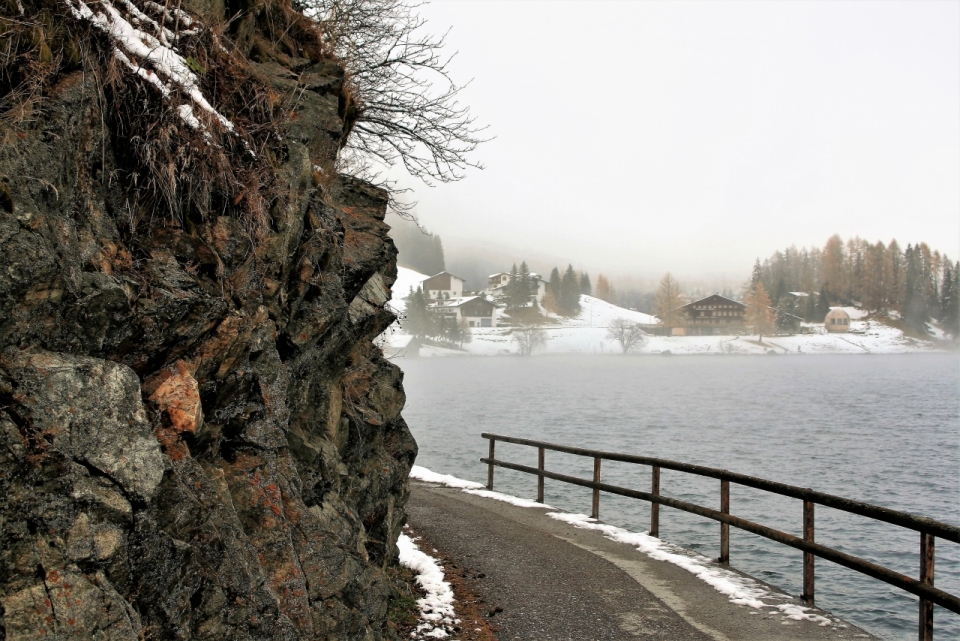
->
[824,308,851,333]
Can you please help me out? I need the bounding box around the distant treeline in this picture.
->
[755,235,959,336]
[389,216,445,276]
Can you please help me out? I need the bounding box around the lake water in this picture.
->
[398,353,960,641]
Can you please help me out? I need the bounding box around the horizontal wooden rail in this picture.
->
[480,432,960,639]
[481,456,960,614]
[482,433,960,543]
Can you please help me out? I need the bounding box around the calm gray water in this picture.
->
[399,354,960,641]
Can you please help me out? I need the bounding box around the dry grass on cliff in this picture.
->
[1,0,342,246]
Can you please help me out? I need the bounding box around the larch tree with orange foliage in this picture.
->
[744,281,775,340]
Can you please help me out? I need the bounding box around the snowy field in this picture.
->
[383,267,947,357]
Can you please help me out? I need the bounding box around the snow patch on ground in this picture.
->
[462,489,554,509]
[547,512,833,625]
[547,512,768,607]
[397,531,459,640]
[410,465,484,489]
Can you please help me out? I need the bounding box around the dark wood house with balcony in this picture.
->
[678,294,746,335]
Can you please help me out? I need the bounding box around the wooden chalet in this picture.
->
[679,294,746,335]
[429,296,498,327]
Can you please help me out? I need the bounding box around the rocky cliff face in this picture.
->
[0,1,417,638]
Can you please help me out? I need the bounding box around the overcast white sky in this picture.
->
[388,0,960,279]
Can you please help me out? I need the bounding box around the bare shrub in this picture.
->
[302,0,488,192]
[514,326,547,357]
[606,318,645,354]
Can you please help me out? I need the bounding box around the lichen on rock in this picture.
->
[0,0,417,638]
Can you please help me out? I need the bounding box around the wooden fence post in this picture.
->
[720,480,730,564]
[919,533,934,641]
[651,466,660,537]
[803,500,815,604]
[591,457,601,519]
[537,447,545,503]
[487,438,495,490]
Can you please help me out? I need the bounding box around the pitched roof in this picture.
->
[680,293,745,309]
[428,296,479,309]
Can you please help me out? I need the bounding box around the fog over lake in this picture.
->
[399,353,960,641]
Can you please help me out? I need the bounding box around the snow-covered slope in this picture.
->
[552,295,657,327]
[388,266,431,315]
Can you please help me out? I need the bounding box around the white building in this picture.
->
[421,272,464,300]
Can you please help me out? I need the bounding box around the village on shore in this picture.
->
[379,266,954,358]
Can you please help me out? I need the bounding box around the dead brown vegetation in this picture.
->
[1,0,342,249]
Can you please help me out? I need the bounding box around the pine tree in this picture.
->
[940,263,954,322]
[402,287,433,338]
[580,271,592,296]
[548,267,561,301]
[517,261,532,307]
[817,285,831,320]
[943,263,960,339]
[458,317,473,347]
[503,263,520,309]
[904,244,930,334]
[442,315,462,346]
[803,291,818,321]
[751,259,762,287]
[776,295,798,333]
[559,264,581,314]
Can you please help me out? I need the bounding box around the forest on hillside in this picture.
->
[754,235,959,336]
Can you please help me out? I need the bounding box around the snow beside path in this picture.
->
[547,513,833,626]
[410,465,484,489]
[397,530,459,640]
[411,466,836,628]
[410,465,553,508]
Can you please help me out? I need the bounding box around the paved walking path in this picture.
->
[407,482,879,641]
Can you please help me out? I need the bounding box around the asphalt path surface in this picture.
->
[407,482,879,641]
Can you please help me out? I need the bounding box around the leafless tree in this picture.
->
[606,318,645,353]
[514,326,547,356]
[304,0,488,197]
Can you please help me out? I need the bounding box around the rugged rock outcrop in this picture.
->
[0,0,417,638]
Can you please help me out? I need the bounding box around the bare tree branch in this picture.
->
[301,0,489,198]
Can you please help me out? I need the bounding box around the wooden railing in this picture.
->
[480,433,960,641]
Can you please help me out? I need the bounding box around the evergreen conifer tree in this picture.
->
[904,244,930,334]
[517,261,532,307]
[751,259,762,287]
[943,263,960,339]
[776,295,798,333]
[504,263,519,309]
[817,285,831,320]
[560,264,581,314]
[580,272,592,296]
[549,267,561,300]
[403,286,433,338]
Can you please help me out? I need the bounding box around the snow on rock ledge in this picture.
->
[64,0,235,136]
